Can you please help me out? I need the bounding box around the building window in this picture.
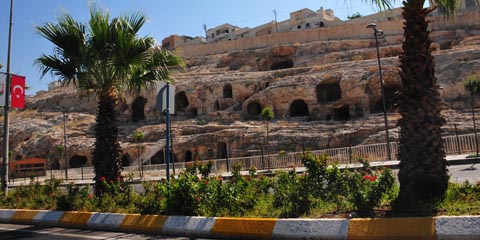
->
[297,25,301,29]
[295,15,300,20]
[305,23,311,28]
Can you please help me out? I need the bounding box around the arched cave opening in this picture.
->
[131,96,147,122]
[334,105,350,121]
[189,108,198,117]
[121,154,131,166]
[150,149,178,164]
[69,154,88,168]
[223,83,233,98]
[247,101,262,116]
[217,142,228,159]
[271,60,294,70]
[316,82,342,103]
[151,150,165,164]
[370,84,400,113]
[175,91,189,113]
[51,159,60,170]
[184,150,192,162]
[289,99,309,117]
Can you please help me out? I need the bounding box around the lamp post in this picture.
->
[367,23,392,161]
[62,111,68,180]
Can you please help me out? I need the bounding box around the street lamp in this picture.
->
[367,23,392,161]
[62,111,68,180]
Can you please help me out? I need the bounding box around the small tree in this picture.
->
[464,75,480,158]
[261,107,274,155]
[56,145,65,162]
[347,12,362,20]
[133,130,145,177]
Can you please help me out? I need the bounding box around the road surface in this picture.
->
[0,223,213,240]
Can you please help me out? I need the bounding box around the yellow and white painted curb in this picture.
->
[0,209,479,239]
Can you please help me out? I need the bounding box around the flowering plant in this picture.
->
[348,167,395,216]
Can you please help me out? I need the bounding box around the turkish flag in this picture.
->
[11,74,25,109]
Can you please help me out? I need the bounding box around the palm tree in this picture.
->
[363,0,459,213]
[35,6,183,195]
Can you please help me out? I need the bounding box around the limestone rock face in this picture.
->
[5,26,480,170]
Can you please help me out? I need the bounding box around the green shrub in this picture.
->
[347,167,395,216]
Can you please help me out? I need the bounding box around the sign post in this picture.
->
[156,82,175,185]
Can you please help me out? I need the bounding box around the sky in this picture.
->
[0,0,405,95]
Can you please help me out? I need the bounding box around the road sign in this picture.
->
[156,82,175,114]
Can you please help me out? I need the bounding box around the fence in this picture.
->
[32,132,477,182]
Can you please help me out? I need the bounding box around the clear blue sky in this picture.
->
[0,0,405,95]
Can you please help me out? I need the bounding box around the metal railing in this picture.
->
[22,133,479,182]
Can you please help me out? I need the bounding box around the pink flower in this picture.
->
[195,196,201,202]
[109,180,113,184]
[99,176,106,181]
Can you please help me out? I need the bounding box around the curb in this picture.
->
[0,209,479,239]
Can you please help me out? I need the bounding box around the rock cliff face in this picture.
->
[3,27,480,170]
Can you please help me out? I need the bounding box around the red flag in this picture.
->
[11,74,25,109]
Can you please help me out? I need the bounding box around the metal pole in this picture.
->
[170,121,175,175]
[137,146,142,179]
[454,123,461,155]
[226,141,230,172]
[368,23,392,161]
[472,95,479,158]
[2,0,14,193]
[63,111,68,180]
[165,83,171,184]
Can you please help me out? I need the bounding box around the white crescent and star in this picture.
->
[12,85,24,98]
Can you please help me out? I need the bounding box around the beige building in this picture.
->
[162,35,205,50]
[206,23,241,43]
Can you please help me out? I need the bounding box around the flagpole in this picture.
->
[1,0,14,194]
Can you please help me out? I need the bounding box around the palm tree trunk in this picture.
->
[92,94,122,195]
[394,0,449,214]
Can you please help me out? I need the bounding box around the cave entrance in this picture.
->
[217,142,228,159]
[271,60,294,70]
[151,150,165,164]
[334,105,350,121]
[184,150,192,162]
[223,83,233,98]
[131,96,147,122]
[289,99,309,117]
[189,108,198,117]
[316,82,342,103]
[175,91,189,113]
[370,84,400,113]
[69,155,88,168]
[247,101,262,116]
[121,154,131,166]
[214,100,220,111]
[151,149,178,165]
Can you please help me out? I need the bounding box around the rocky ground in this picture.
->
[2,29,480,170]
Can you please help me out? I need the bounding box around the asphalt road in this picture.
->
[0,223,212,240]
[446,163,480,183]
